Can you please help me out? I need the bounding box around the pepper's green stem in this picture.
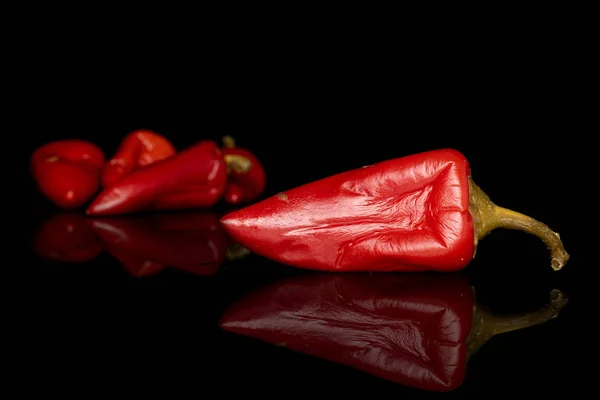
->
[222,136,253,174]
[466,288,568,360]
[468,177,569,271]
[223,135,236,148]
[224,154,253,173]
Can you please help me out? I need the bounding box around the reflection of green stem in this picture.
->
[225,243,251,261]
[466,289,568,360]
[468,177,569,271]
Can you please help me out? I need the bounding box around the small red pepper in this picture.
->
[221,149,569,272]
[87,140,227,215]
[31,140,106,209]
[220,273,567,392]
[101,129,176,187]
[221,136,266,205]
[33,213,103,262]
[89,212,228,276]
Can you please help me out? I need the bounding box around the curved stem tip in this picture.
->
[468,177,569,271]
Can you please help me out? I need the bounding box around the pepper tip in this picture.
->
[219,213,244,236]
[85,203,101,216]
[219,215,234,225]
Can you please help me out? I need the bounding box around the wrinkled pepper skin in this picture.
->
[221,145,266,205]
[34,213,103,262]
[220,273,473,392]
[31,140,106,209]
[221,149,473,272]
[87,140,227,215]
[89,212,228,276]
[101,129,176,187]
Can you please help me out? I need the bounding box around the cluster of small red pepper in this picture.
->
[30,129,266,215]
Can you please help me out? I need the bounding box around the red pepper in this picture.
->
[31,140,106,209]
[221,149,569,272]
[34,213,103,262]
[221,136,266,205]
[101,129,176,187]
[220,273,567,392]
[89,212,228,276]
[87,140,227,215]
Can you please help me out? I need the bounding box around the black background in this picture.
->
[20,17,591,396]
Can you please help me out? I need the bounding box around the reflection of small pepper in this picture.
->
[220,273,567,392]
[31,140,105,209]
[89,212,228,276]
[87,140,227,215]
[34,213,103,262]
[102,129,176,187]
[221,136,266,205]
[221,149,569,272]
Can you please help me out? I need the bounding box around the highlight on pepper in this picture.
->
[220,149,569,272]
[220,272,568,392]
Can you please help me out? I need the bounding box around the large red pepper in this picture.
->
[31,140,106,209]
[221,149,569,272]
[220,273,567,392]
[87,140,227,215]
[34,213,103,262]
[220,136,266,205]
[101,129,176,188]
[89,212,229,277]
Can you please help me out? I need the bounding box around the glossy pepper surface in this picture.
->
[31,140,106,209]
[221,149,569,272]
[89,212,229,277]
[101,129,176,187]
[87,140,227,215]
[220,273,567,392]
[221,136,266,205]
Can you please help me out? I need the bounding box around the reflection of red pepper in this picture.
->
[34,213,103,262]
[221,149,569,272]
[220,273,567,392]
[102,129,176,188]
[31,140,106,209]
[89,212,228,276]
[87,140,227,215]
[221,136,266,205]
